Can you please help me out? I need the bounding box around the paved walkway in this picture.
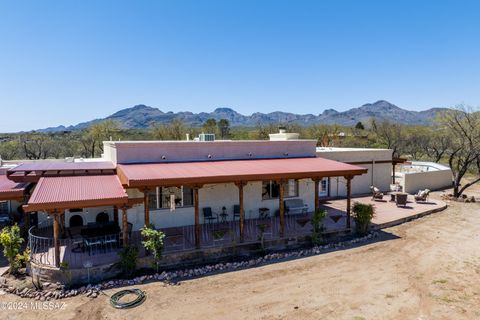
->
[320,194,447,229]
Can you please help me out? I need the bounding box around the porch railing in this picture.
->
[28,213,343,269]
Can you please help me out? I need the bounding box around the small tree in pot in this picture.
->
[351,202,375,236]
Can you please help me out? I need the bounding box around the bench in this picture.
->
[284,199,308,215]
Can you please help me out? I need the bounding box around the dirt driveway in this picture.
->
[2,188,480,320]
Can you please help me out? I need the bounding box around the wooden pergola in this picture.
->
[117,157,367,248]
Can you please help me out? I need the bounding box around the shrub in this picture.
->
[310,209,326,245]
[141,224,165,273]
[351,202,375,235]
[118,245,138,277]
[0,224,24,274]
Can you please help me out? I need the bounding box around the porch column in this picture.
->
[235,181,246,242]
[392,162,396,184]
[278,180,286,237]
[345,176,352,229]
[52,211,60,268]
[113,206,119,226]
[144,188,150,226]
[313,178,320,213]
[194,186,200,249]
[122,206,129,247]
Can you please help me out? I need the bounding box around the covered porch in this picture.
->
[24,175,136,268]
[26,157,367,270]
[28,209,352,269]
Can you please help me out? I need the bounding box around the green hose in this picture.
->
[110,289,146,309]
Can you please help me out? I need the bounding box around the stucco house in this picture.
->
[0,131,407,282]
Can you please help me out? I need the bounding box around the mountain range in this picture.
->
[38,100,448,132]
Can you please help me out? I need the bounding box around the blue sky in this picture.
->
[0,0,479,132]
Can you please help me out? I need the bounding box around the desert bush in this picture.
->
[0,224,24,274]
[352,202,375,236]
[118,245,138,277]
[310,209,327,245]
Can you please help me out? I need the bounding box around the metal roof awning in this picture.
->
[24,175,128,212]
[7,161,116,183]
[117,157,368,188]
[0,175,29,201]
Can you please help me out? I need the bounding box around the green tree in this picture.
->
[141,224,165,273]
[203,118,217,134]
[355,121,365,130]
[217,119,230,139]
[19,133,55,160]
[369,118,404,157]
[0,224,24,274]
[438,106,480,197]
[0,139,21,160]
[151,119,186,140]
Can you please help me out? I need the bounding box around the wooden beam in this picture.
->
[235,181,246,242]
[345,176,352,229]
[313,178,320,213]
[53,212,60,268]
[122,207,129,247]
[278,180,286,237]
[392,163,396,184]
[194,187,200,249]
[143,188,150,227]
[113,206,119,226]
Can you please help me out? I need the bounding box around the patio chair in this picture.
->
[67,228,84,253]
[103,233,120,251]
[202,207,217,224]
[414,189,430,202]
[395,193,408,207]
[370,186,384,201]
[233,205,240,220]
[84,237,103,255]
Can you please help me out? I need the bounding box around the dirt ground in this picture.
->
[2,185,480,320]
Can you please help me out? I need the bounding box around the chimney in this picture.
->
[268,127,300,141]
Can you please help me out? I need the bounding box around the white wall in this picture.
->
[35,206,116,228]
[103,140,317,164]
[401,170,453,194]
[316,148,393,195]
[326,162,391,197]
[139,179,315,229]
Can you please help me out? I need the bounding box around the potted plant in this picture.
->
[351,202,375,236]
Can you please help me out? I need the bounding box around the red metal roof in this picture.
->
[24,175,128,212]
[7,161,116,183]
[0,175,28,201]
[117,157,368,187]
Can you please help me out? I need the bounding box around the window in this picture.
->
[148,186,194,210]
[0,201,8,215]
[320,178,329,195]
[262,180,299,200]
